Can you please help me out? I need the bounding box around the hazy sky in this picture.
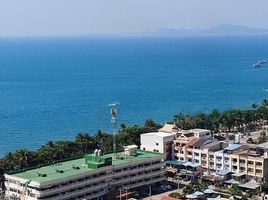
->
[1,0,268,36]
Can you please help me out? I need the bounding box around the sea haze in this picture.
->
[0,36,268,156]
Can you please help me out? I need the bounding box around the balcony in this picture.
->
[224,165,229,169]
[256,172,263,177]
[247,172,255,176]
[187,148,193,152]
[239,163,245,167]
[256,165,263,169]
[247,164,254,168]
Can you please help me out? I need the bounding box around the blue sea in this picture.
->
[0,36,268,156]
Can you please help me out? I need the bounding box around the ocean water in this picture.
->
[0,36,268,156]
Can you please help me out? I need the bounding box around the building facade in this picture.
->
[140,131,175,160]
[157,124,268,182]
[5,147,165,200]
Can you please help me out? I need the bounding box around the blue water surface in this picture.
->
[0,36,268,155]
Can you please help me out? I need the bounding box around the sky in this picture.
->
[1,0,268,36]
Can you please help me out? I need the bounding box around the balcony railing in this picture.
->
[256,172,263,177]
[256,165,263,169]
[248,164,254,168]
[247,172,255,176]
[187,148,193,152]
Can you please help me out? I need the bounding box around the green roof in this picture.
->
[11,150,161,183]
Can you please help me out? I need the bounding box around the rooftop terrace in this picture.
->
[10,150,161,183]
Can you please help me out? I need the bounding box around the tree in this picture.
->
[194,112,209,130]
[257,131,268,144]
[144,118,158,128]
[208,109,221,133]
[262,181,268,193]
[230,184,242,196]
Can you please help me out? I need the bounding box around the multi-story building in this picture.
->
[173,128,212,161]
[5,146,165,200]
[199,141,228,172]
[140,131,175,160]
[141,123,268,182]
[222,144,268,181]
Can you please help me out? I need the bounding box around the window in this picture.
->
[143,148,146,150]
[153,149,159,153]
[194,153,199,156]
[156,143,159,146]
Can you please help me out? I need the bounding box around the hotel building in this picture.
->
[5,146,165,200]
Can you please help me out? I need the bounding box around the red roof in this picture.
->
[161,196,181,200]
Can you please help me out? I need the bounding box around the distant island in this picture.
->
[154,24,268,36]
[117,24,268,37]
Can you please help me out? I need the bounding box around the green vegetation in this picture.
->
[173,99,268,133]
[169,192,185,199]
[182,181,208,195]
[230,184,242,196]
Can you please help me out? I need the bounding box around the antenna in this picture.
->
[110,101,120,157]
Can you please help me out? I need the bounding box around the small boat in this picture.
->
[253,60,267,68]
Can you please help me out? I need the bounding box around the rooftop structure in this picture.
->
[158,123,179,133]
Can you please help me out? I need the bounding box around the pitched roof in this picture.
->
[187,137,200,146]
[158,123,179,133]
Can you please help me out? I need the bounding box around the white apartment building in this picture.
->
[140,131,175,160]
[5,147,165,200]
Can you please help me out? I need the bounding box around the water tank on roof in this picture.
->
[234,133,240,144]
[97,149,102,157]
[94,149,98,156]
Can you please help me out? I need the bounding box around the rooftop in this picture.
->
[158,123,179,133]
[10,150,161,183]
[191,128,210,133]
[238,181,260,190]
[141,131,174,138]
[224,144,242,151]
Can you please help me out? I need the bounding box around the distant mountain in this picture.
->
[153,24,268,36]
